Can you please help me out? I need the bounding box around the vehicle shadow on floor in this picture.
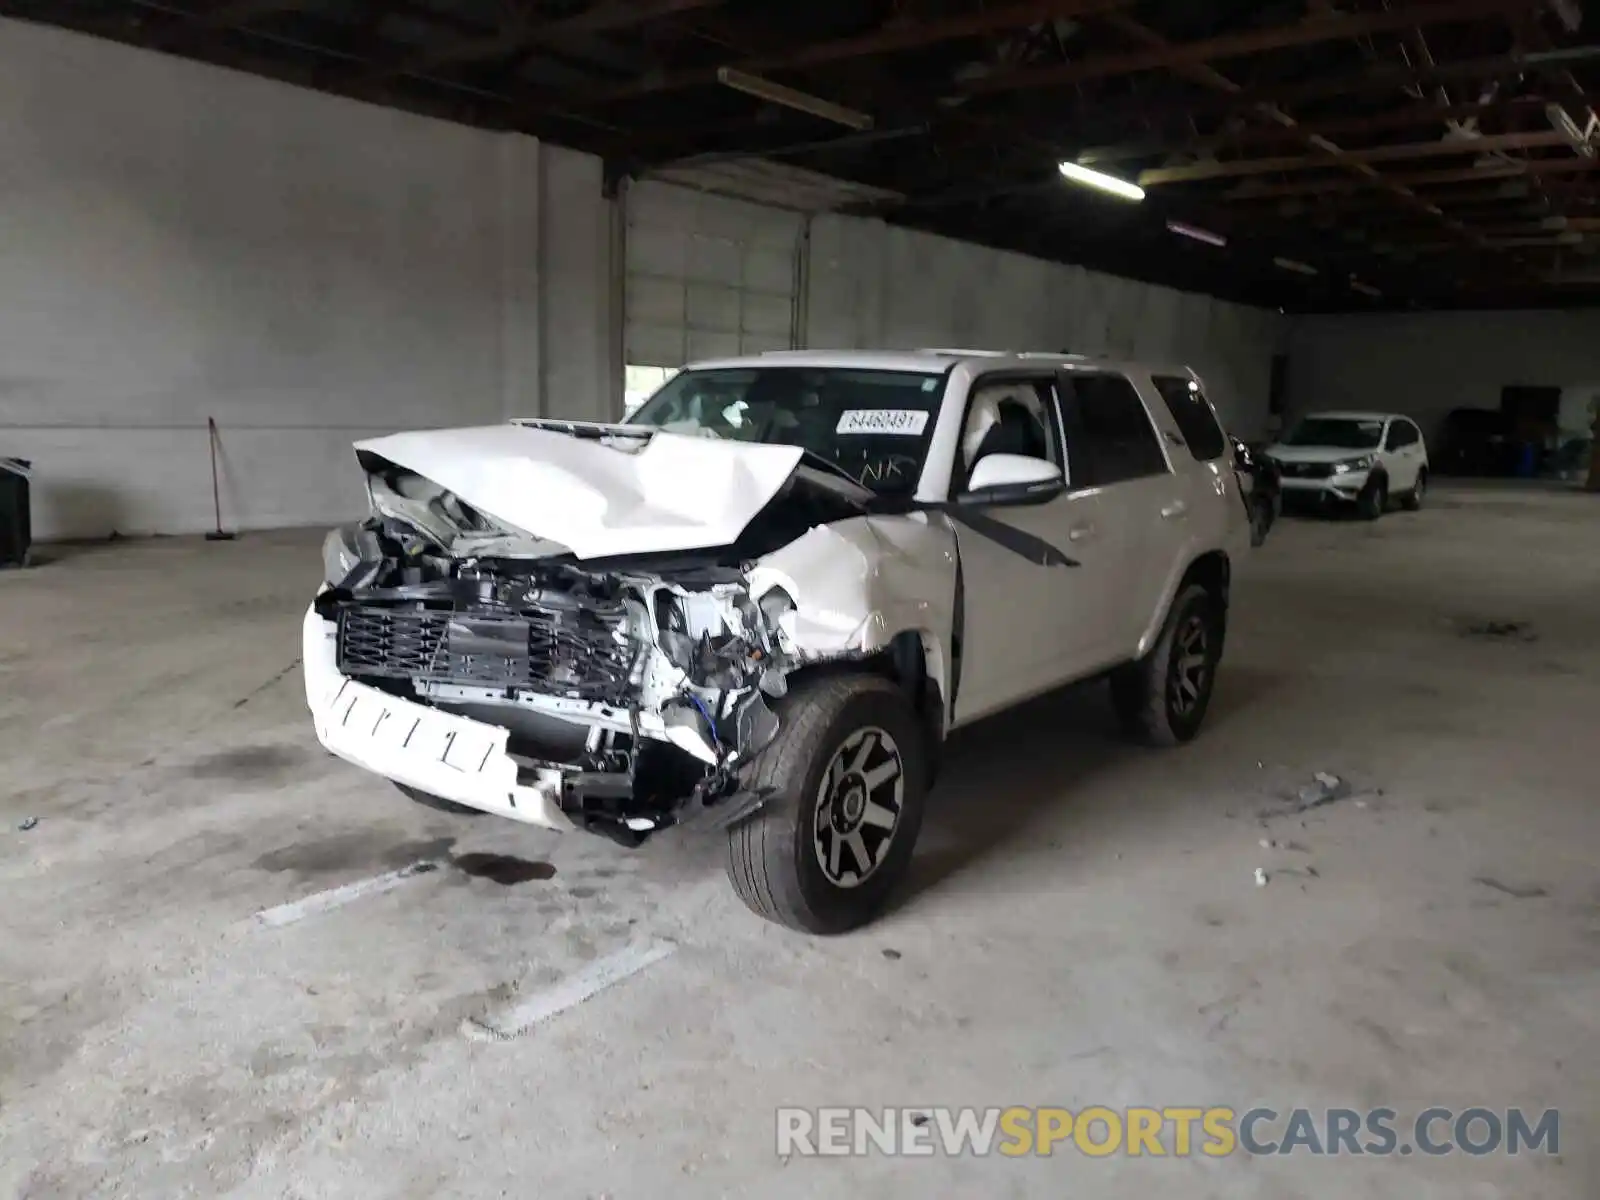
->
[894,662,1293,913]
[1205,664,1290,731]
[894,682,1129,909]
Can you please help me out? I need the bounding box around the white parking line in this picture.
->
[252,860,441,929]
[462,939,678,1042]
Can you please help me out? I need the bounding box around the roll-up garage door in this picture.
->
[624,180,803,368]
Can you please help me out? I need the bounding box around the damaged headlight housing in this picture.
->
[758,586,794,628]
[653,592,751,689]
[321,522,382,587]
[652,586,794,691]
[322,524,360,585]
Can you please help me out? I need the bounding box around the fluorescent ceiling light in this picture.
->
[1350,279,1383,298]
[1058,160,1145,202]
[716,67,873,131]
[1167,219,1227,247]
[1274,256,1319,276]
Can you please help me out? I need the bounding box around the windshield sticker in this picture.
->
[836,409,930,436]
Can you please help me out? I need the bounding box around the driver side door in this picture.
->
[948,374,1118,726]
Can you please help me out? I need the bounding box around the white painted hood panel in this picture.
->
[1265,444,1373,464]
[355,425,807,560]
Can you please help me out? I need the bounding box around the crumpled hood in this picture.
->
[354,423,811,560]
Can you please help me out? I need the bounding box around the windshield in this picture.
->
[626,366,946,496]
[1283,417,1385,450]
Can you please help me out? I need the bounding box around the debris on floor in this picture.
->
[1254,867,1269,888]
[1275,866,1320,880]
[881,948,903,961]
[1259,770,1382,819]
[17,816,38,831]
[1294,772,1351,810]
[1459,619,1538,642]
[1473,876,1549,900]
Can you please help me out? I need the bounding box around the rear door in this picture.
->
[1059,370,1189,662]
[1383,418,1425,489]
[1152,370,1242,543]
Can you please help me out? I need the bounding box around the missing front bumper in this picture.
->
[303,606,776,841]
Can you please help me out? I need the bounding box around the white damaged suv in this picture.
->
[305,351,1251,932]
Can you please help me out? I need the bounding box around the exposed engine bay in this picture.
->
[311,451,868,845]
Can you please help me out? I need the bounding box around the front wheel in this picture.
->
[1357,475,1388,520]
[725,673,927,934]
[1249,495,1275,547]
[1399,469,1426,511]
[1110,583,1225,747]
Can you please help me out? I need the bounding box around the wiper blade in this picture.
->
[795,449,875,492]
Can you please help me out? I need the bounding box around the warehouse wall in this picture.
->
[1286,310,1600,445]
[0,17,617,540]
[3,14,1290,542]
[806,214,1288,437]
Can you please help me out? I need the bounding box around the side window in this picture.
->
[1385,420,1419,450]
[958,377,1063,488]
[1153,375,1228,462]
[1060,373,1170,487]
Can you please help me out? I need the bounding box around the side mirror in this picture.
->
[961,454,1066,505]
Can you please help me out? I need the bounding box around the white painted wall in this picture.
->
[3,16,1292,542]
[806,214,1288,437]
[0,17,617,540]
[624,180,802,366]
[1286,310,1600,443]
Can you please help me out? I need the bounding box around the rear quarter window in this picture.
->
[1154,376,1228,461]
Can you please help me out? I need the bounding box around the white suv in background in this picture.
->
[1266,410,1429,518]
[305,351,1251,933]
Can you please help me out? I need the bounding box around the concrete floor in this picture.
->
[2,485,1597,1198]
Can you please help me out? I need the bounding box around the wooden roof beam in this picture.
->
[145,0,315,50]
[1225,157,1600,199]
[347,0,723,88]
[1076,97,1549,165]
[962,0,1525,97]
[1138,131,1573,186]
[1084,12,1495,284]
[1059,47,1600,142]
[563,0,1133,107]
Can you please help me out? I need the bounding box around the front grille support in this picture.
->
[336,602,635,705]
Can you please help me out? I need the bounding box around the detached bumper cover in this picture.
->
[302,606,575,830]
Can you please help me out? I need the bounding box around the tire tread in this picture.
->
[1109,583,1222,748]
[725,673,918,933]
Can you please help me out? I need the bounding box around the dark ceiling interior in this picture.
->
[6,0,1600,312]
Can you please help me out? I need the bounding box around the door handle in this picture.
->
[1068,524,1096,543]
[1160,501,1188,520]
